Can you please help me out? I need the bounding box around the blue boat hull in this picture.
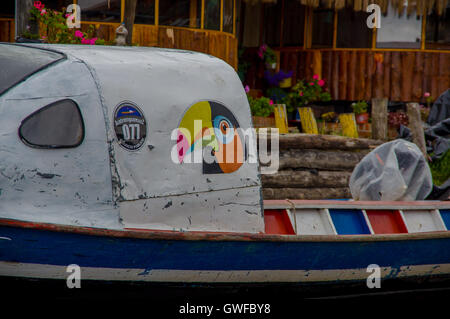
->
[1,219,450,286]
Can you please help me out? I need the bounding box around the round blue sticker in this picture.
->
[113,102,147,151]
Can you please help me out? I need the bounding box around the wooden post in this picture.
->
[406,102,427,157]
[371,98,388,140]
[16,0,38,40]
[123,0,137,45]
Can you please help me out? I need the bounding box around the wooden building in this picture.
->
[0,0,238,68]
[1,0,449,103]
[240,0,450,103]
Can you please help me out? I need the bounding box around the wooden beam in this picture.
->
[406,102,427,157]
[220,0,223,32]
[421,7,426,50]
[201,0,205,29]
[371,98,388,140]
[16,0,37,40]
[279,0,285,47]
[123,0,137,45]
[332,9,337,49]
[233,0,236,35]
[155,0,159,26]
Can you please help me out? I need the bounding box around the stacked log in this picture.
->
[260,134,383,200]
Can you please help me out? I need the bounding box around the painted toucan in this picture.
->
[177,101,244,174]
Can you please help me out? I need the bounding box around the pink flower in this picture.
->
[244,85,250,93]
[257,50,263,59]
[34,1,43,10]
[74,30,83,38]
[81,38,90,44]
[269,100,274,106]
[424,92,431,97]
[90,37,98,45]
[318,79,325,87]
[40,9,47,15]
[313,74,319,80]
[309,82,315,86]
[299,91,304,97]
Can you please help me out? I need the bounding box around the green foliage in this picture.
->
[351,100,368,114]
[283,77,331,113]
[263,46,277,65]
[27,2,106,45]
[429,150,450,186]
[248,95,274,117]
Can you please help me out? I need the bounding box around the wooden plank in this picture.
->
[390,52,401,101]
[338,113,358,138]
[278,149,368,171]
[373,52,384,98]
[263,200,450,211]
[400,52,414,102]
[355,51,366,101]
[262,187,352,200]
[293,209,336,235]
[331,51,340,100]
[402,210,447,233]
[261,170,351,188]
[366,210,408,234]
[322,50,333,91]
[260,133,383,150]
[365,51,374,101]
[274,104,288,134]
[298,107,318,134]
[339,51,348,100]
[431,53,440,99]
[305,51,314,80]
[422,53,433,99]
[438,53,450,96]
[312,50,322,78]
[347,51,357,100]
[383,52,391,99]
[412,52,424,101]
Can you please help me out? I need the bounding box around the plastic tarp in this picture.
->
[349,140,433,201]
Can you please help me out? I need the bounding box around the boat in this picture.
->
[0,43,449,294]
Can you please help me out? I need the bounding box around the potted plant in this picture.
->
[245,86,275,127]
[282,74,331,114]
[351,100,369,124]
[258,44,277,70]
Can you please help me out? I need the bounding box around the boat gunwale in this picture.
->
[263,200,450,210]
[1,217,450,244]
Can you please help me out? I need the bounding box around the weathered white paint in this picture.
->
[1,261,449,283]
[0,50,120,229]
[402,210,447,233]
[0,44,263,233]
[293,209,337,235]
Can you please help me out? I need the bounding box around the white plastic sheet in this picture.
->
[349,139,433,201]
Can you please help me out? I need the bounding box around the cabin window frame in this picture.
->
[19,99,85,149]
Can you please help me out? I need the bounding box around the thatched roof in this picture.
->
[243,0,449,15]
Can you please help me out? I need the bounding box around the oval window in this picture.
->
[19,99,85,148]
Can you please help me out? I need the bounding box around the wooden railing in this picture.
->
[0,19,238,69]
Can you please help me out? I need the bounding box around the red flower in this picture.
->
[318,79,325,87]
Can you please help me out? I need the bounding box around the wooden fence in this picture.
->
[244,47,450,103]
[280,49,450,102]
[0,19,238,69]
